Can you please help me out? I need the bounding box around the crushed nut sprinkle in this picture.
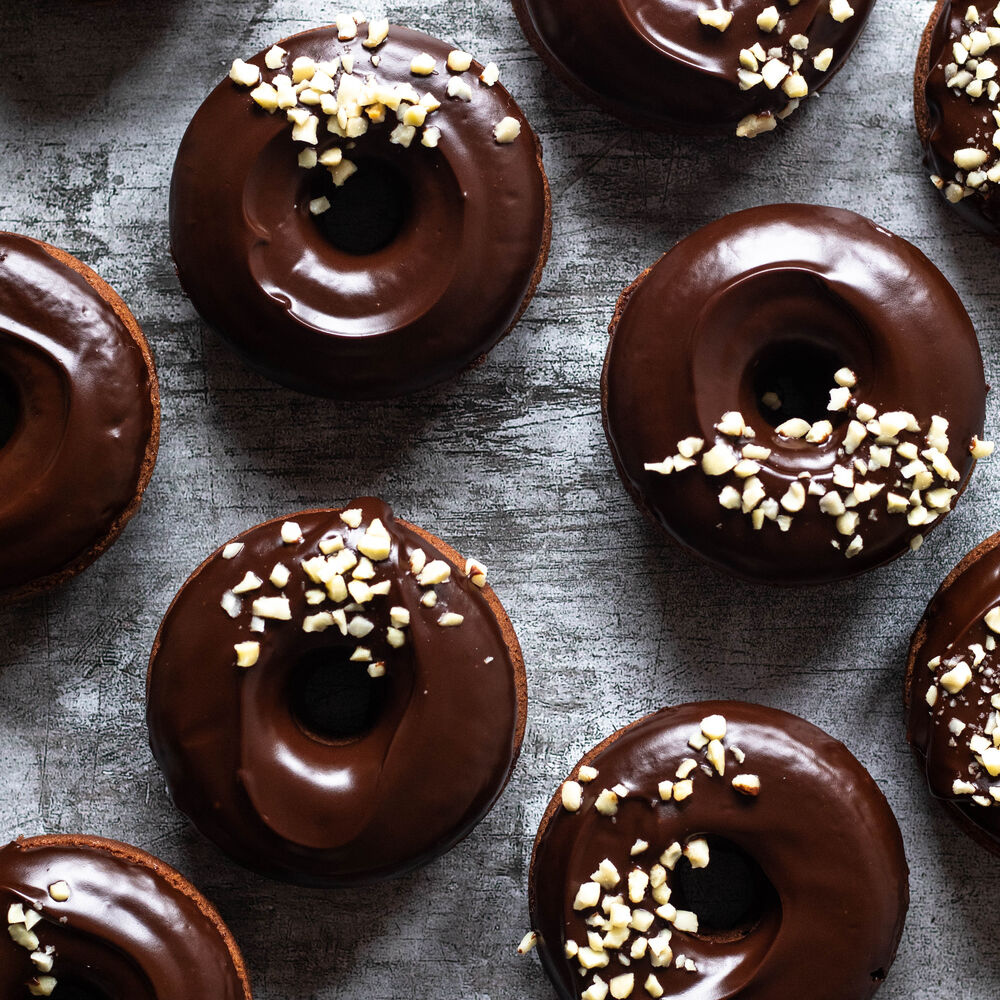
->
[643,371,992,559]
[923,613,1000,806]
[696,1,858,136]
[226,15,519,206]
[9,896,60,996]
[928,5,1000,203]
[545,716,759,995]
[216,508,487,679]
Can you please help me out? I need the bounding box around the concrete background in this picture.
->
[0,0,997,996]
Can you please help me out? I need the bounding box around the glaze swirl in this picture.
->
[170,20,550,399]
[529,702,909,1000]
[147,498,526,886]
[601,204,988,585]
[0,233,159,601]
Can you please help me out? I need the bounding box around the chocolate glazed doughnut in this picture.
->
[906,532,1000,854]
[0,834,251,999]
[529,702,909,1000]
[916,1,1000,238]
[0,233,159,601]
[512,0,875,135]
[147,498,527,886]
[170,16,550,399]
[602,204,990,585]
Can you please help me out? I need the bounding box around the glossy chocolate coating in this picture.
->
[0,234,157,599]
[907,533,1000,853]
[147,499,525,886]
[918,1,1000,238]
[170,23,550,399]
[0,836,249,999]
[512,0,874,133]
[602,204,987,585]
[530,702,909,1000]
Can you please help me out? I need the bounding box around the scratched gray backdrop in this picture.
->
[0,0,996,997]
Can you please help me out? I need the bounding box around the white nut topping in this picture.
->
[732,773,761,796]
[438,613,464,627]
[418,559,451,586]
[699,8,734,30]
[813,47,834,71]
[757,6,780,31]
[481,62,500,86]
[494,117,521,143]
[265,45,287,70]
[411,53,437,76]
[280,520,303,543]
[562,780,584,811]
[701,714,726,740]
[775,417,810,438]
[336,12,357,39]
[517,930,538,955]
[340,508,363,528]
[955,147,989,169]
[701,443,738,475]
[829,0,855,21]
[940,662,973,694]
[364,18,389,48]
[736,112,777,137]
[574,881,602,910]
[234,641,261,667]
[222,542,244,559]
[683,837,710,869]
[47,881,70,902]
[447,49,474,72]
[229,59,260,87]
[252,596,292,620]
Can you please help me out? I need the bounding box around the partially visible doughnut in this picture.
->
[513,0,875,135]
[0,233,159,602]
[0,834,251,999]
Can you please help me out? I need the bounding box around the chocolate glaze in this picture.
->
[170,22,550,399]
[601,204,987,585]
[530,702,909,1000]
[147,498,526,886]
[0,233,158,600]
[513,0,874,133]
[917,1,1000,238]
[906,532,1000,853]
[0,835,249,999]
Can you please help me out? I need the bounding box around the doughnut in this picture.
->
[0,834,251,998]
[916,1,1000,237]
[906,531,1000,854]
[170,14,550,399]
[0,232,160,602]
[512,0,874,136]
[146,497,527,886]
[601,203,991,585]
[527,702,909,1000]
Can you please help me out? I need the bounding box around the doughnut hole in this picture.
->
[670,837,779,940]
[288,645,387,743]
[0,370,19,449]
[46,978,114,1000]
[312,157,413,256]
[751,340,847,429]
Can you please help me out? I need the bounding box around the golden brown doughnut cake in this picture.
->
[147,498,527,886]
[0,233,160,602]
[528,702,909,1000]
[906,532,1000,855]
[0,834,251,999]
[170,15,551,398]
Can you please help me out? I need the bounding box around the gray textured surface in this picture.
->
[0,0,998,996]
